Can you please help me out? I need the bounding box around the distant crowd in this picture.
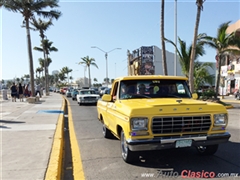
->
[10,82,42,102]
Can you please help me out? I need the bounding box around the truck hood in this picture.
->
[117,98,227,115]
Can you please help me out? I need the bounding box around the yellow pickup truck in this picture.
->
[97,75,231,163]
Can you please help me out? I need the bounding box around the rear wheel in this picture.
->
[120,130,138,163]
[196,145,218,155]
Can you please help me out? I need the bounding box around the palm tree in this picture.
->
[78,56,98,87]
[58,72,66,82]
[31,17,60,95]
[165,36,205,77]
[93,78,98,83]
[60,67,72,85]
[16,78,20,84]
[1,0,61,97]
[165,36,214,92]
[20,76,25,83]
[34,39,58,94]
[24,74,30,83]
[36,67,42,78]
[200,21,240,98]
[48,75,54,87]
[69,76,73,83]
[194,62,215,91]
[7,80,13,89]
[161,0,167,75]
[189,0,206,93]
[104,78,110,84]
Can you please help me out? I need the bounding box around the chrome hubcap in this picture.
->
[121,132,128,158]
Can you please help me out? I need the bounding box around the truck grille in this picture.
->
[152,115,211,134]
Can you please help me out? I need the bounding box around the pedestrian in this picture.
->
[28,83,31,97]
[35,83,42,98]
[10,82,17,102]
[24,84,30,98]
[17,83,24,102]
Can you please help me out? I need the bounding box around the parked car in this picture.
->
[60,87,68,94]
[66,89,72,97]
[76,89,100,106]
[103,88,111,95]
[90,87,99,94]
[71,89,79,100]
[49,87,54,92]
[99,87,108,97]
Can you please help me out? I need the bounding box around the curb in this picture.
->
[45,98,65,180]
[225,105,234,109]
[64,96,85,180]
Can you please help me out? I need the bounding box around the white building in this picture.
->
[52,70,59,75]
[75,77,90,88]
[153,46,183,76]
[128,45,184,76]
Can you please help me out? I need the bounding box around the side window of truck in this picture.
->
[112,81,119,101]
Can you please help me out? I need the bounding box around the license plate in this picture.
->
[175,139,192,148]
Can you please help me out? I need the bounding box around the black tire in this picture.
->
[120,130,138,163]
[79,103,82,106]
[102,124,113,138]
[196,144,218,155]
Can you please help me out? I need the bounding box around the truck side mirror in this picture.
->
[192,93,198,100]
[102,94,112,102]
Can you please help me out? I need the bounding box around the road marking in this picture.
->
[65,97,85,180]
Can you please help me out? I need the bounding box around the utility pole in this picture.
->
[174,0,177,76]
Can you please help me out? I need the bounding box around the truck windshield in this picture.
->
[119,79,191,99]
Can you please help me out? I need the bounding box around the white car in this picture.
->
[76,89,100,106]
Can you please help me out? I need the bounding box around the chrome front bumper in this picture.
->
[127,132,231,151]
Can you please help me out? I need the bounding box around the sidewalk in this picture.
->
[219,95,240,104]
[0,93,64,180]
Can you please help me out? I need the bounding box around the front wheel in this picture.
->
[196,144,218,155]
[120,130,138,163]
[102,124,113,138]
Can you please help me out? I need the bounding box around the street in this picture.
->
[68,98,240,180]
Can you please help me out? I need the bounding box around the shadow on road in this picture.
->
[0,120,25,124]
[131,141,240,177]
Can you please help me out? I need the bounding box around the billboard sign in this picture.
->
[140,46,155,75]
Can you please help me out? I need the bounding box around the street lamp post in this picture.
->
[91,46,121,87]
[76,63,87,87]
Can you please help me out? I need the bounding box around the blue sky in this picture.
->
[1,0,240,83]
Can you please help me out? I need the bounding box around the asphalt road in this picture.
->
[68,98,240,180]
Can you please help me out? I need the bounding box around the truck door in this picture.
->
[106,81,119,134]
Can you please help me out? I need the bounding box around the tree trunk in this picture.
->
[189,5,202,93]
[215,54,222,98]
[88,66,91,87]
[43,47,48,95]
[26,19,35,97]
[161,0,168,75]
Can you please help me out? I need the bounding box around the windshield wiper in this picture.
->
[132,94,151,99]
[160,94,183,98]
